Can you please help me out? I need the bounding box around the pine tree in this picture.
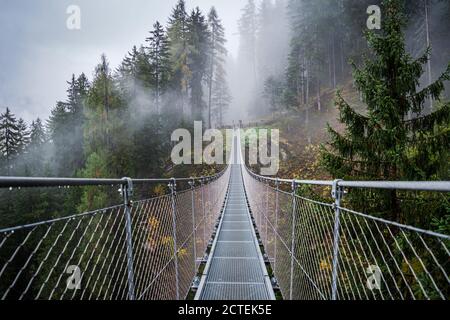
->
[67,73,89,116]
[47,101,70,175]
[207,7,227,128]
[212,65,232,127]
[16,118,30,153]
[167,0,190,118]
[66,73,89,172]
[146,21,170,114]
[257,0,274,82]
[263,76,284,115]
[86,54,123,153]
[48,73,89,176]
[30,118,46,148]
[321,0,450,219]
[87,55,133,178]
[117,46,141,98]
[238,0,258,89]
[117,45,153,107]
[24,118,47,175]
[0,108,21,172]
[187,7,210,122]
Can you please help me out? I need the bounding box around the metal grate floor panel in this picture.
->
[222,215,249,222]
[207,258,262,282]
[220,221,251,230]
[214,242,258,258]
[200,283,271,300]
[218,230,254,241]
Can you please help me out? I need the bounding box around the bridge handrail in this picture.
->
[244,166,450,192]
[0,166,228,189]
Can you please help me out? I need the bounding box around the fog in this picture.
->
[227,0,289,124]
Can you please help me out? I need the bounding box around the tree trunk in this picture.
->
[328,41,333,87]
[425,0,433,111]
[332,33,336,89]
[317,79,321,111]
[340,40,344,81]
[306,61,310,104]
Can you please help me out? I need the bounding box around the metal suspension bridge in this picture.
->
[0,130,449,300]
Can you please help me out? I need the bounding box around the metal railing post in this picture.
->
[200,177,206,248]
[265,181,269,244]
[331,179,344,300]
[189,178,197,267]
[169,178,180,300]
[289,180,298,300]
[121,177,136,300]
[274,178,279,274]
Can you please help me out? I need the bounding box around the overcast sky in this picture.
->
[0,0,243,123]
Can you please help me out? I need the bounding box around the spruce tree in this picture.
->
[212,64,232,127]
[187,7,210,122]
[117,45,153,105]
[47,101,70,175]
[66,73,89,172]
[167,0,190,118]
[207,7,227,128]
[0,108,21,172]
[238,0,258,88]
[146,21,170,114]
[321,0,450,218]
[263,76,284,114]
[16,118,30,153]
[29,118,46,149]
[24,118,47,175]
[87,54,123,154]
[117,46,141,98]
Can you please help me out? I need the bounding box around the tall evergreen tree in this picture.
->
[47,101,70,175]
[46,74,89,176]
[67,73,89,172]
[321,0,450,219]
[146,21,171,114]
[86,54,123,154]
[26,118,47,174]
[263,76,284,114]
[89,55,132,178]
[167,0,190,118]
[207,7,227,128]
[117,45,153,108]
[16,118,30,153]
[187,7,210,122]
[238,0,258,89]
[117,46,141,96]
[212,64,232,127]
[257,0,274,81]
[0,108,21,172]
[29,118,46,149]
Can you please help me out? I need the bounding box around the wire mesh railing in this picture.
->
[242,167,450,300]
[0,167,230,300]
